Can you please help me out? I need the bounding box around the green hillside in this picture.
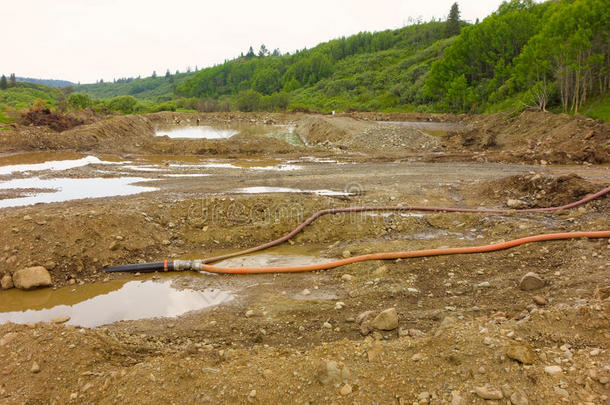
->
[74,71,196,101]
[2,0,608,120]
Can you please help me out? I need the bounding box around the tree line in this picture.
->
[0,74,17,90]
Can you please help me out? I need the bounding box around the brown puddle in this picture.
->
[0,277,234,328]
[181,245,334,268]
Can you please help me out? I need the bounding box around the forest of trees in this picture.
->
[426,0,609,113]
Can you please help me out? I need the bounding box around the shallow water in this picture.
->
[0,279,234,328]
[0,156,115,175]
[156,126,239,139]
[232,186,351,196]
[0,177,156,208]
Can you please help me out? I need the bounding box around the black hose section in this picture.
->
[104,262,169,273]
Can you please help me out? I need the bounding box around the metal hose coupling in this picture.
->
[172,260,205,271]
[104,259,206,273]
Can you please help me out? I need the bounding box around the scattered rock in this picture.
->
[544,365,563,376]
[315,360,349,385]
[411,353,424,362]
[245,310,255,318]
[340,274,353,282]
[322,322,332,329]
[507,199,528,209]
[339,384,352,396]
[51,315,71,324]
[371,308,398,330]
[532,295,547,305]
[334,301,345,310]
[506,344,537,364]
[408,329,425,338]
[417,391,430,403]
[12,266,52,290]
[342,250,351,258]
[367,342,383,362]
[31,361,40,373]
[301,288,311,296]
[451,391,467,405]
[474,386,503,400]
[1,273,14,289]
[0,332,18,347]
[519,272,545,291]
[373,265,387,276]
[510,390,529,405]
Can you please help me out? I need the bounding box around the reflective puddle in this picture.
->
[155,124,304,145]
[0,279,234,328]
[232,186,352,196]
[156,126,239,139]
[0,177,156,208]
[0,155,117,175]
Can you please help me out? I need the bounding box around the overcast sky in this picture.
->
[3,0,508,84]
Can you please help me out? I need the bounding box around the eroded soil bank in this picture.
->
[0,111,608,404]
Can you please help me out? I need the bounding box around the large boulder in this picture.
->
[12,266,52,290]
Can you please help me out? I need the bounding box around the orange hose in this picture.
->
[201,186,610,264]
[199,231,610,274]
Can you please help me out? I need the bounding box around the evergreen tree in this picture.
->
[258,44,269,57]
[8,73,16,88]
[152,70,157,78]
[165,69,171,78]
[445,3,461,37]
[246,46,255,58]
[0,75,7,90]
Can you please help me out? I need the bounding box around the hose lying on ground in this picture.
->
[104,231,610,274]
[200,186,610,264]
[104,186,609,274]
[198,231,610,274]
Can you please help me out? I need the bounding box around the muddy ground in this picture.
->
[0,111,608,404]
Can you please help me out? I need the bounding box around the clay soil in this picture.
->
[0,111,608,404]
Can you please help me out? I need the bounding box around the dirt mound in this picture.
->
[295,116,444,153]
[472,173,601,208]
[459,111,610,164]
[19,108,83,132]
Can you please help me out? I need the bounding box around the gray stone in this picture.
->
[371,308,398,330]
[475,386,503,400]
[544,365,562,376]
[13,266,52,290]
[519,272,545,291]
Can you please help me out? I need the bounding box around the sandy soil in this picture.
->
[0,111,608,404]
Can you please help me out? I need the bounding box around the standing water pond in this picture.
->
[0,278,234,328]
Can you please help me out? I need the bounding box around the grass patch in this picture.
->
[580,95,610,123]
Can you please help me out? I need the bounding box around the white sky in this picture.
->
[2,0,508,84]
